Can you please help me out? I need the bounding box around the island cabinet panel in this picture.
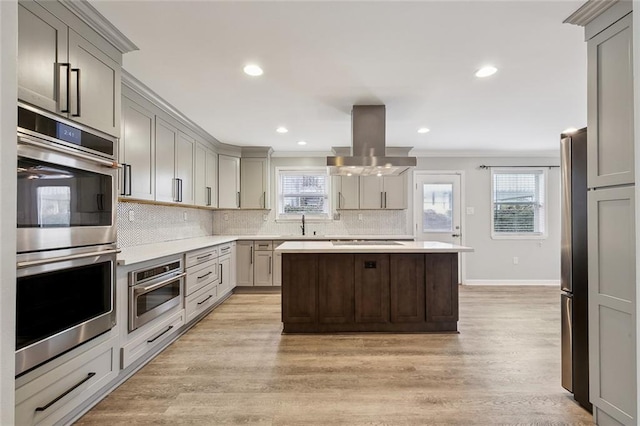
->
[282,254,318,324]
[318,254,355,324]
[426,253,458,322]
[390,254,426,323]
[354,254,390,323]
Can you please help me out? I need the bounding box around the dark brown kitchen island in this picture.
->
[276,241,473,333]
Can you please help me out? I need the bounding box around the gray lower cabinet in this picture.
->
[15,336,118,426]
[236,241,254,286]
[588,186,636,424]
[273,251,282,286]
[254,251,273,286]
[18,0,122,137]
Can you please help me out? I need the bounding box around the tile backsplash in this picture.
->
[213,209,408,236]
[117,202,214,247]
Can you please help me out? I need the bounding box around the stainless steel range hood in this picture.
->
[327,105,416,176]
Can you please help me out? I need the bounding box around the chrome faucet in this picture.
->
[301,214,305,236]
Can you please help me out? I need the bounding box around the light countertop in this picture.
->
[118,236,236,266]
[275,241,473,254]
[118,235,417,266]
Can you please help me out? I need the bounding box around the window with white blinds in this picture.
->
[491,168,546,238]
[276,168,331,219]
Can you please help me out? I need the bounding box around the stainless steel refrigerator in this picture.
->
[560,127,591,412]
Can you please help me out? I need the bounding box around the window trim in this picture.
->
[275,166,332,222]
[490,167,548,240]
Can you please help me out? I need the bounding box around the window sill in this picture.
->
[491,233,547,240]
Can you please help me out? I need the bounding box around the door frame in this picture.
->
[412,170,466,284]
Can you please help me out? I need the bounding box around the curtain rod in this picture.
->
[479,165,560,169]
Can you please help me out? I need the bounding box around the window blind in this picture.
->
[278,170,330,217]
[492,170,545,234]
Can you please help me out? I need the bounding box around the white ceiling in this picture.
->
[92,0,587,156]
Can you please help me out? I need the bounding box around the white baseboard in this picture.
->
[463,279,560,286]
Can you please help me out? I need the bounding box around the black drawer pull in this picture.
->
[147,325,173,343]
[35,372,96,412]
[197,295,213,305]
[197,271,213,280]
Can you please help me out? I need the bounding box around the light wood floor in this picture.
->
[76,286,594,425]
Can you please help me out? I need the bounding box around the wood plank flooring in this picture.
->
[76,286,594,425]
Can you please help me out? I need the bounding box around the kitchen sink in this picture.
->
[331,241,403,246]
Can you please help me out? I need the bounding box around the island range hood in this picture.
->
[327,105,417,176]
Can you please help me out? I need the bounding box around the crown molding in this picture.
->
[122,69,223,147]
[59,0,138,53]
[563,0,619,26]
[410,149,560,158]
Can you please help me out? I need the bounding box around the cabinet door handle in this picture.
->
[173,178,179,202]
[35,372,96,412]
[71,68,81,117]
[263,191,266,209]
[220,263,223,283]
[250,246,253,264]
[120,163,128,196]
[126,164,132,196]
[179,178,184,202]
[338,191,342,209]
[58,63,71,113]
[269,256,272,274]
[452,234,461,238]
[207,187,212,206]
[384,192,387,208]
[147,325,173,343]
[237,191,240,208]
[381,192,384,208]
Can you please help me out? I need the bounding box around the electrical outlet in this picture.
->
[513,257,519,265]
[183,211,188,221]
[128,210,135,222]
[223,213,229,221]
[263,214,268,221]
[333,212,341,220]
[466,207,475,215]
[358,213,363,221]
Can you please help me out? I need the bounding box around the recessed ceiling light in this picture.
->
[376,172,382,177]
[475,66,498,78]
[347,172,352,177]
[418,127,430,134]
[243,64,263,76]
[297,140,307,146]
[276,127,288,133]
[562,127,578,134]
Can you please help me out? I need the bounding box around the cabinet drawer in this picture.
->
[218,243,232,257]
[185,258,218,296]
[185,282,217,324]
[185,246,218,268]
[121,310,184,369]
[16,338,117,426]
[254,240,273,251]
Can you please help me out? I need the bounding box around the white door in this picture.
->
[414,173,462,244]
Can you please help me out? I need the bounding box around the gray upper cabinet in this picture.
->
[68,30,121,137]
[195,144,217,207]
[120,96,155,200]
[155,119,195,205]
[359,174,407,209]
[18,1,68,114]
[155,118,178,203]
[218,155,240,208]
[240,157,269,209]
[587,13,634,188]
[334,176,359,210]
[17,0,123,137]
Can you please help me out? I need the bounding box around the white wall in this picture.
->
[414,156,561,283]
[0,0,17,423]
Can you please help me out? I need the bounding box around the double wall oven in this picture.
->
[16,102,119,376]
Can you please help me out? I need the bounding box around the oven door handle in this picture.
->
[16,249,121,269]
[135,272,187,295]
[18,135,119,169]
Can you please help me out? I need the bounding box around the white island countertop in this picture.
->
[275,240,474,254]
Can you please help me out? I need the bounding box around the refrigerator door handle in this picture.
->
[560,137,573,293]
[561,293,573,393]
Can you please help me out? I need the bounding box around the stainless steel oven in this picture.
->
[15,244,117,376]
[17,102,118,253]
[129,259,185,332]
